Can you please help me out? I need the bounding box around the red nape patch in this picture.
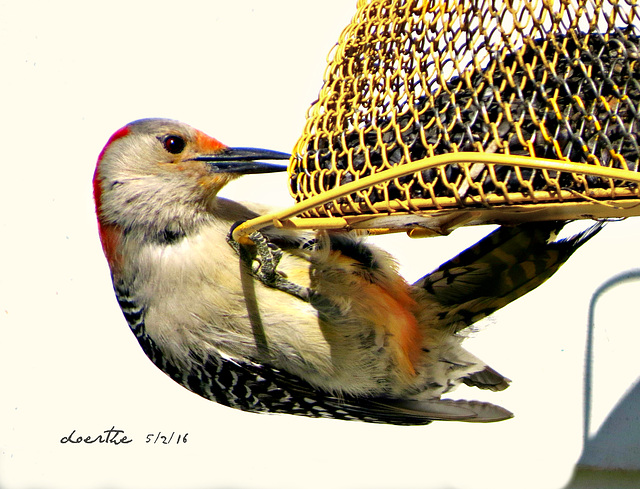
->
[97,125,131,164]
[97,223,123,270]
[93,125,131,267]
[93,125,131,212]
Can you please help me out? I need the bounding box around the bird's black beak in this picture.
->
[191,147,290,174]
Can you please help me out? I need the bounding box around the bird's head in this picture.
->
[93,118,289,253]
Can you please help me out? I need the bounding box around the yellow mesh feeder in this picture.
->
[234,0,640,241]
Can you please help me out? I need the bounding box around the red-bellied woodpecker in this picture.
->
[93,118,603,425]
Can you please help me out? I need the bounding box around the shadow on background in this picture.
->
[564,270,640,489]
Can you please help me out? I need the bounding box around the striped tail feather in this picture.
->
[415,220,605,330]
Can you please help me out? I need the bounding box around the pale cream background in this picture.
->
[1,1,639,488]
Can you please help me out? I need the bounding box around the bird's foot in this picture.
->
[247,230,282,283]
[227,225,310,302]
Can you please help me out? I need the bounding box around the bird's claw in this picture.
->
[227,225,310,302]
[247,231,283,285]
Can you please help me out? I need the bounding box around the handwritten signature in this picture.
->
[60,427,188,445]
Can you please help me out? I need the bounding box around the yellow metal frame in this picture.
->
[232,152,640,242]
[250,1,640,244]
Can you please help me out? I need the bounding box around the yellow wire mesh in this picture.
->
[287,0,640,229]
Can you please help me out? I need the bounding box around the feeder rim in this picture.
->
[232,152,640,243]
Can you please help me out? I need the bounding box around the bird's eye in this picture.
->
[161,135,186,154]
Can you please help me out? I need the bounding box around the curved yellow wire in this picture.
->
[232,152,640,242]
